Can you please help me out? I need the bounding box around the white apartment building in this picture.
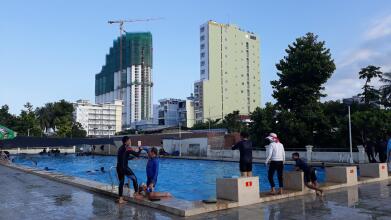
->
[73,100,123,137]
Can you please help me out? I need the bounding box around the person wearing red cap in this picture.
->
[265,133,285,195]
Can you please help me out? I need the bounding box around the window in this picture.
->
[200,27,205,33]
[200,44,205,50]
[201,70,205,75]
[200,35,205,41]
[200,52,205,58]
[250,35,256,40]
[201,61,205,66]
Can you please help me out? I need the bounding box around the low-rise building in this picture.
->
[73,100,122,137]
[158,97,195,128]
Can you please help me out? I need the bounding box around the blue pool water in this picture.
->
[12,154,325,201]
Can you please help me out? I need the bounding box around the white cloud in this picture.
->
[365,15,391,40]
[337,49,377,68]
[325,14,391,101]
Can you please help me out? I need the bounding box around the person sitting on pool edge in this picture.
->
[146,147,159,193]
[134,147,172,200]
[292,152,323,196]
[137,183,172,200]
[232,131,253,177]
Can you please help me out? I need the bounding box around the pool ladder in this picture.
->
[108,166,132,196]
[109,166,117,192]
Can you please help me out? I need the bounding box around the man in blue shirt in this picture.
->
[292,152,323,196]
[146,147,159,192]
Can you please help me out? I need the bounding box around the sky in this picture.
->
[1,0,391,115]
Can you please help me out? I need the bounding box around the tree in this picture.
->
[192,118,222,130]
[249,104,276,148]
[380,72,391,107]
[271,33,336,112]
[358,65,382,104]
[0,105,18,129]
[222,111,244,133]
[351,109,391,145]
[15,102,41,136]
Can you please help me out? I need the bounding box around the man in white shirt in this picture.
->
[265,133,285,195]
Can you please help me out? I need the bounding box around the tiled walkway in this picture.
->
[1,165,391,220]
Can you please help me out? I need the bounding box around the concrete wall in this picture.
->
[4,146,76,155]
[163,138,208,157]
[208,148,366,163]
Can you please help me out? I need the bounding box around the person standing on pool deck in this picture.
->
[116,136,142,204]
[292,152,323,196]
[265,133,285,195]
[232,131,253,177]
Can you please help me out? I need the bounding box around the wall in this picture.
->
[163,138,208,157]
[4,146,76,155]
[207,148,366,163]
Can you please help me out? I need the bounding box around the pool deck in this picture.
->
[1,160,391,217]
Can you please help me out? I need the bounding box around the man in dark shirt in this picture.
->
[116,136,142,204]
[292,152,323,196]
[232,131,253,177]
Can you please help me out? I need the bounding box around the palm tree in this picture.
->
[358,65,383,104]
[380,72,391,107]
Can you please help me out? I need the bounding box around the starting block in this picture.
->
[326,166,357,186]
[216,176,259,206]
[359,163,388,180]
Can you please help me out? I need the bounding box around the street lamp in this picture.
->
[348,106,353,164]
[178,122,182,157]
[343,99,354,164]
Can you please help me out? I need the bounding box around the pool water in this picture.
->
[12,155,325,201]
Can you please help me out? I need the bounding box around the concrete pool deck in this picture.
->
[1,161,391,217]
[2,164,391,220]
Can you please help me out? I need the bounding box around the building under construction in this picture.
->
[95,32,153,129]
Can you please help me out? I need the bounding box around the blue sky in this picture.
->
[1,0,391,114]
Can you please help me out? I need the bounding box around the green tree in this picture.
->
[351,109,391,145]
[271,33,336,112]
[358,65,382,104]
[0,105,18,129]
[15,102,41,136]
[222,111,244,133]
[380,72,391,107]
[249,104,276,148]
[192,118,222,130]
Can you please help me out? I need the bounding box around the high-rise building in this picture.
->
[194,21,261,123]
[73,100,123,137]
[95,32,153,129]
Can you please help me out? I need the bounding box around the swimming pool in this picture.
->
[12,154,325,201]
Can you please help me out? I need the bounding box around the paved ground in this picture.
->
[1,165,391,220]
